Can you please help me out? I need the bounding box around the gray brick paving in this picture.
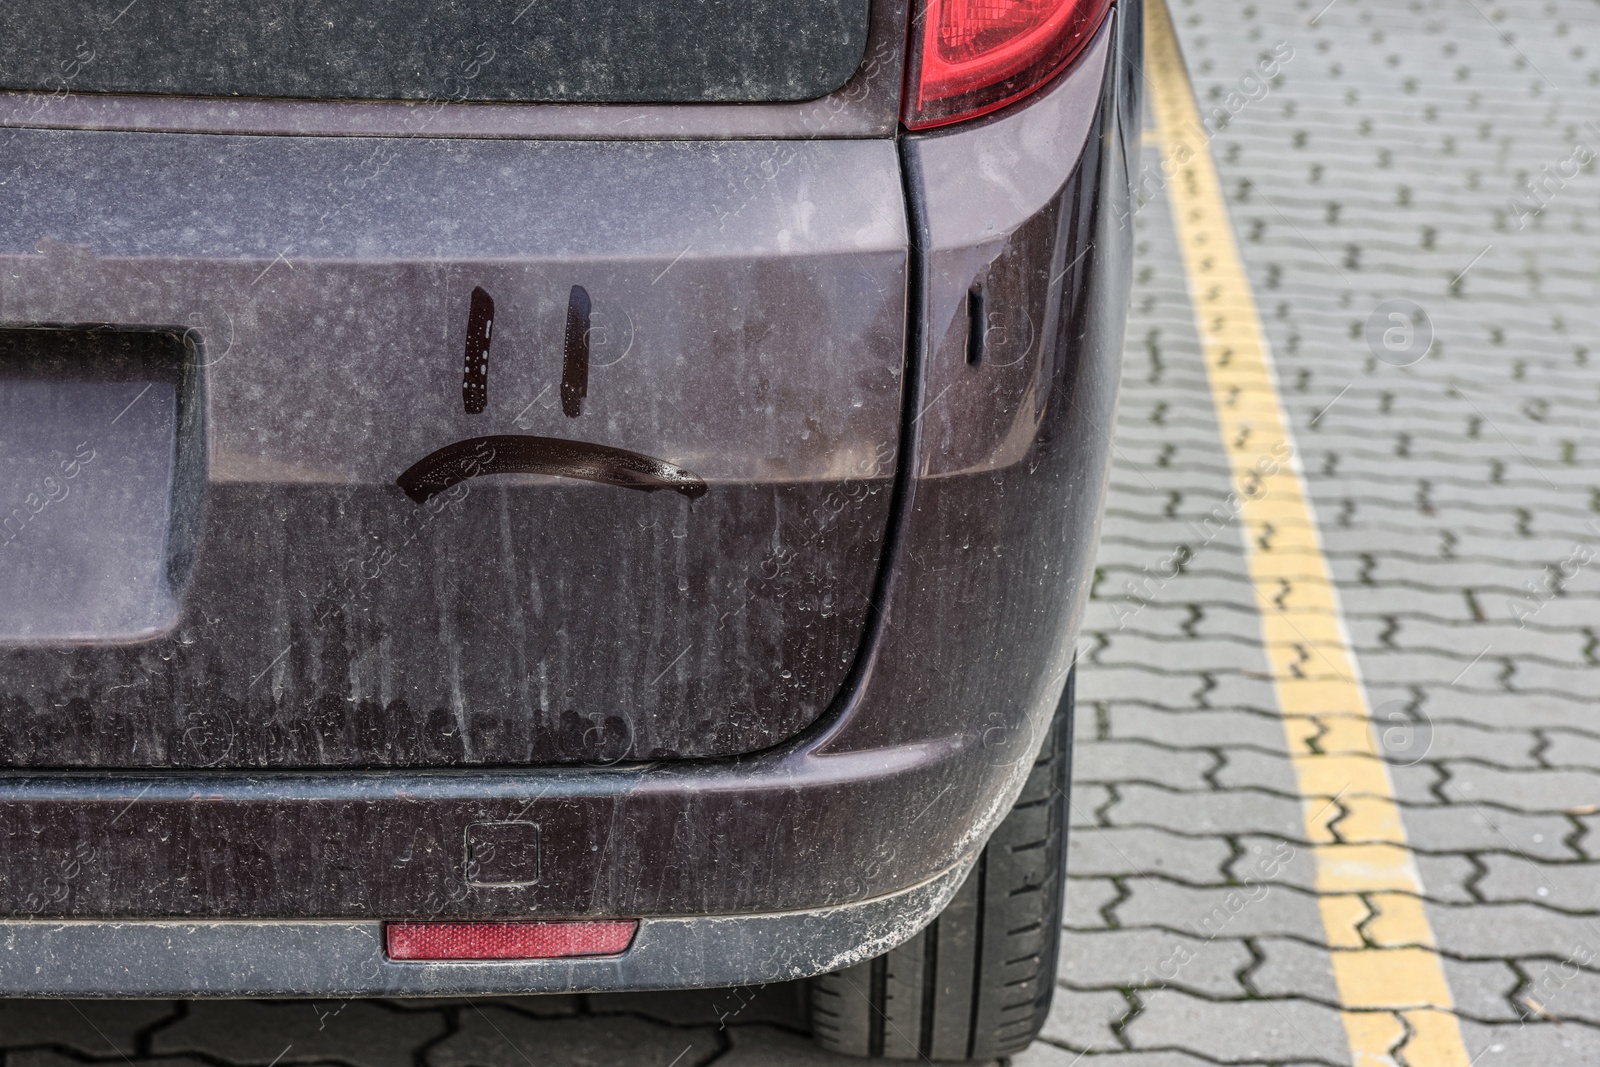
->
[1113,2,1600,1061]
[716,1027,841,1067]
[1106,704,1288,751]
[1414,852,1483,905]
[1428,901,1600,961]
[1152,10,1600,1067]
[1398,801,1580,861]
[1388,763,1450,806]
[1546,730,1600,769]
[1438,957,1523,1023]
[10,1055,211,1067]
[1110,880,1326,943]
[1453,1020,1600,1065]
[1072,741,1220,790]
[1381,688,1596,736]
[1123,989,1349,1065]
[1101,633,1272,675]
[1225,836,1333,896]
[1384,720,1544,769]
[1476,852,1600,909]
[1203,674,1294,712]
[1210,747,1305,793]
[155,1002,445,1067]
[1439,763,1600,811]
[1069,825,1239,884]
[1517,959,1600,1027]
[1037,987,1133,1054]
[1017,1050,1251,1067]
[1107,784,1307,840]
[1073,782,1117,824]
[1244,937,1339,1004]
[430,1004,722,1067]
[716,1026,906,1067]
[0,1001,175,1056]
[1060,928,1253,998]
[1067,876,1124,929]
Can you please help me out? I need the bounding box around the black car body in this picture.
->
[0,0,1139,1055]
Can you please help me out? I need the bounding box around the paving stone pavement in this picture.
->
[1036,0,1600,1064]
[4,1,1598,1065]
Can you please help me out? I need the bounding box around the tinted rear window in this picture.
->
[0,0,870,103]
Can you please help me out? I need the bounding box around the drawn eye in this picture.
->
[561,284,590,418]
[402,283,704,504]
[462,286,493,415]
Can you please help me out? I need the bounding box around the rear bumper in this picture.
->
[0,860,970,996]
[0,3,1139,991]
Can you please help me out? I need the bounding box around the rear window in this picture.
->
[0,0,870,104]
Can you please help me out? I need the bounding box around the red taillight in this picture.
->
[904,0,1114,129]
[385,920,637,961]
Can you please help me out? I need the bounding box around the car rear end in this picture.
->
[0,0,1139,1053]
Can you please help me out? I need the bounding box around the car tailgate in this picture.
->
[0,129,905,767]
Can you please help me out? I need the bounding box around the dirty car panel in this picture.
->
[0,0,1140,1014]
[0,133,905,767]
[0,10,1133,938]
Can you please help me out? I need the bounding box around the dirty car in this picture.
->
[0,0,1139,1059]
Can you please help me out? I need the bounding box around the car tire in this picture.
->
[808,670,1073,1061]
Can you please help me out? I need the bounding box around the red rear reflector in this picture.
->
[904,0,1114,130]
[385,920,637,961]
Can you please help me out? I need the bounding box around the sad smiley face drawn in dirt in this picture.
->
[395,285,708,504]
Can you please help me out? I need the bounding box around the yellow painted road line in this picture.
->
[1143,3,1470,1065]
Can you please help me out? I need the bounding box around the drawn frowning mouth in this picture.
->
[395,435,708,504]
[398,286,703,503]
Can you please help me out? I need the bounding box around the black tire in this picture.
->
[808,671,1073,1061]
